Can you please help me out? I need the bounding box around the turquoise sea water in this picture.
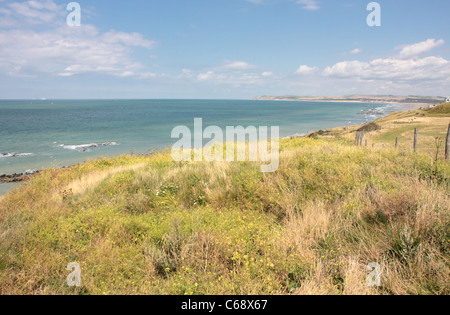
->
[0,99,406,195]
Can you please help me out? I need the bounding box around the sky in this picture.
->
[0,0,449,99]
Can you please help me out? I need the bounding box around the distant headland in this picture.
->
[253,95,446,105]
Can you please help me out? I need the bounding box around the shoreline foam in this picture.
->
[59,142,120,152]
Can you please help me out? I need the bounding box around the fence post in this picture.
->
[395,137,399,149]
[446,124,450,161]
[356,131,364,147]
[414,128,418,153]
[431,153,433,174]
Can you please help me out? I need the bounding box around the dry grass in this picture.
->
[319,103,449,155]
[0,122,448,295]
[65,163,147,196]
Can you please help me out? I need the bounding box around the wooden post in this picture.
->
[395,137,399,149]
[431,153,433,174]
[414,128,418,153]
[356,131,364,146]
[446,124,450,161]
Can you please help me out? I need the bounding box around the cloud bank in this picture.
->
[0,0,156,78]
[294,39,450,95]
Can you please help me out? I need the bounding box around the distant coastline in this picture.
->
[253,95,445,107]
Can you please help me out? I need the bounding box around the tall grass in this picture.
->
[0,138,448,295]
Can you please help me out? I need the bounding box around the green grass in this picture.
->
[373,125,418,143]
[0,136,449,295]
[319,103,450,160]
[423,103,450,117]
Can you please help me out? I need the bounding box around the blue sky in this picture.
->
[0,0,449,99]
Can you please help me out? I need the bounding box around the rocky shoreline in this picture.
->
[0,165,77,184]
[1,153,33,158]
[0,171,42,184]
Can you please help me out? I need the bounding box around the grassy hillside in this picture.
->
[314,103,450,159]
[0,114,449,295]
[424,103,450,116]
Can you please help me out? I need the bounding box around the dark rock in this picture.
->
[357,122,382,132]
[0,170,41,184]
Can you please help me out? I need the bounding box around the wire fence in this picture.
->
[355,124,450,162]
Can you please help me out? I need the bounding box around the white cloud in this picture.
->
[396,38,445,59]
[0,0,157,78]
[222,60,258,70]
[322,61,369,77]
[196,70,262,86]
[0,0,63,26]
[290,39,450,96]
[295,65,319,75]
[296,0,320,11]
[193,60,267,87]
[0,26,156,78]
[291,39,450,83]
[180,68,193,78]
[197,71,214,81]
[102,31,156,48]
[323,55,449,81]
[350,48,362,55]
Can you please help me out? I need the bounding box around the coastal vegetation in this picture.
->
[0,104,449,295]
[314,103,450,160]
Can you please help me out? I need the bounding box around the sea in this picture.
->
[0,99,408,196]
